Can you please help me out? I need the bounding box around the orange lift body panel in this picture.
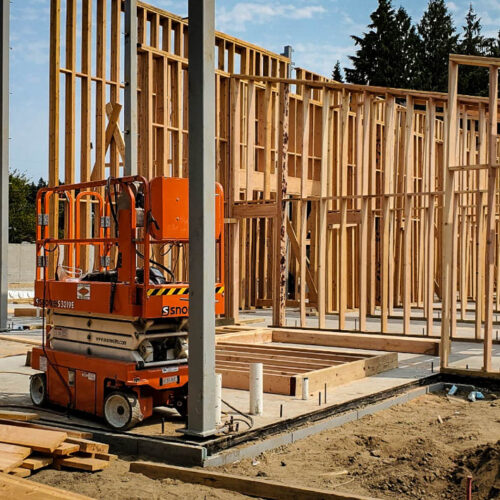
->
[31,346,189,420]
[33,177,225,318]
[31,176,224,427]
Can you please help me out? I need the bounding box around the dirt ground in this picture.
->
[219,392,500,499]
[29,393,500,499]
[31,460,248,499]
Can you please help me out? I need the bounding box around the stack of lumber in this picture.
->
[0,411,115,478]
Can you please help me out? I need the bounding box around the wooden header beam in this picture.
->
[231,74,500,107]
[450,53,500,68]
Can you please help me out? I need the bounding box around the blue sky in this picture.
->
[10,0,500,182]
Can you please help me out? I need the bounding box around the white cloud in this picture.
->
[13,39,49,65]
[217,3,326,32]
[292,42,354,78]
[11,4,49,22]
[154,0,187,16]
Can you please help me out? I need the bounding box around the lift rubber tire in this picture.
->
[104,391,143,431]
[174,385,188,419]
[30,373,48,407]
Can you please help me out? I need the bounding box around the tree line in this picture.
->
[332,0,500,95]
[9,170,46,243]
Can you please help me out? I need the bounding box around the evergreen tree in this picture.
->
[345,0,418,88]
[458,5,489,96]
[9,170,43,243]
[414,0,458,92]
[392,7,419,88]
[460,4,482,54]
[485,30,500,57]
[345,0,398,86]
[332,60,343,82]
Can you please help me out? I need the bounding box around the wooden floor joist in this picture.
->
[215,341,398,395]
[129,462,376,500]
[272,329,440,355]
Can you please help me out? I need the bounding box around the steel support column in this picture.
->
[184,0,216,437]
[124,0,137,175]
[0,0,9,330]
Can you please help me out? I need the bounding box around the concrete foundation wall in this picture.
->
[8,243,35,284]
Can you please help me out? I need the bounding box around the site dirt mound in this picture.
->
[452,440,500,499]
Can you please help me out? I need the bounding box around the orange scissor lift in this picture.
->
[29,176,224,430]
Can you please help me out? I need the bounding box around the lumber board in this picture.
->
[0,410,39,422]
[0,442,31,474]
[0,443,31,473]
[441,61,458,366]
[232,202,277,218]
[96,452,117,461]
[218,367,292,395]
[53,442,80,455]
[216,353,333,371]
[0,424,67,453]
[217,359,300,375]
[0,472,93,499]
[0,443,31,458]
[216,342,370,361]
[272,83,290,326]
[0,419,92,439]
[79,452,117,462]
[9,468,30,478]
[293,353,398,397]
[483,66,498,371]
[54,455,110,471]
[129,462,376,500]
[21,455,53,470]
[66,437,109,454]
[440,367,500,380]
[13,307,40,317]
[272,329,440,355]
[0,456,26,474]
[216,329,273,344]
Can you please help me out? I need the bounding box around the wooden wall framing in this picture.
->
[49,2,499,374]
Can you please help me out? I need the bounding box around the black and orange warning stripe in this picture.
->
[147,285,225,297]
